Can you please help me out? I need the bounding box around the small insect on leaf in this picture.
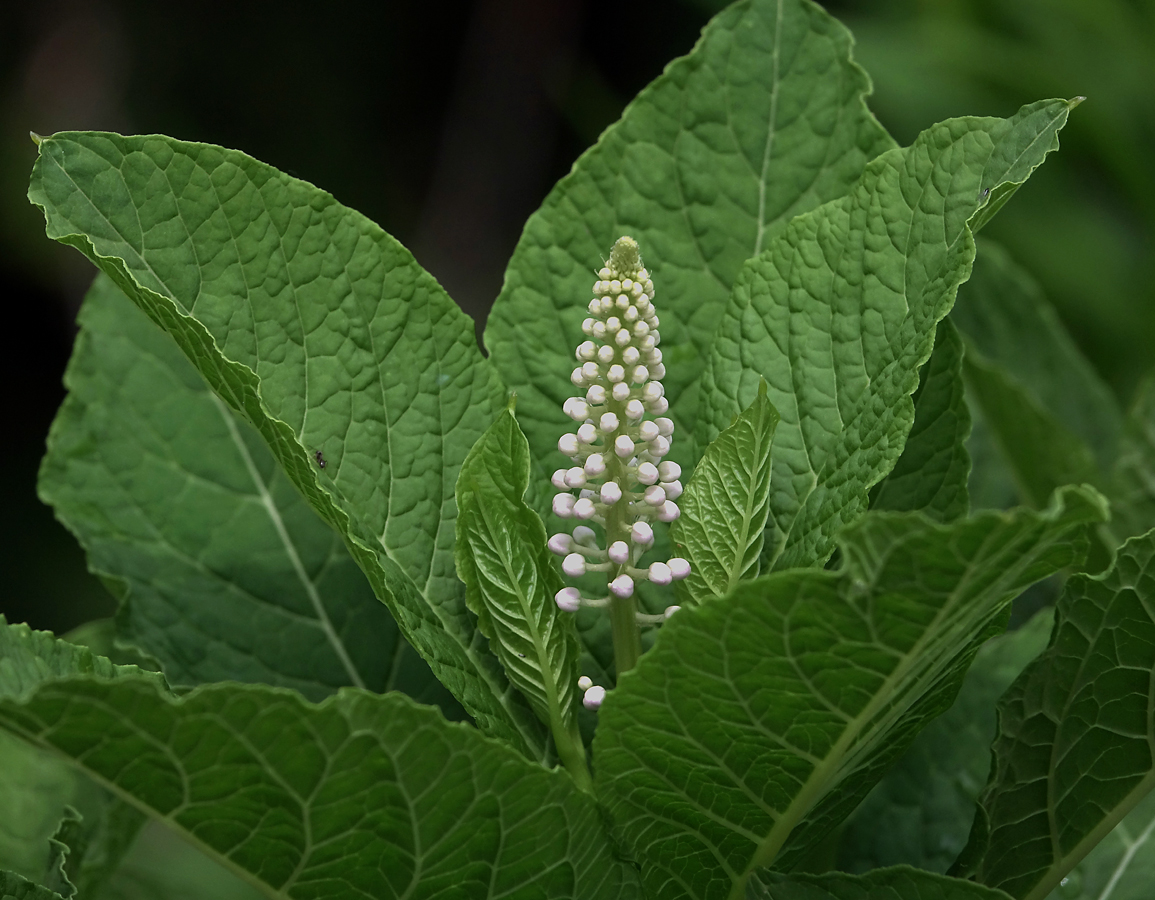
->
[315,450,326,469]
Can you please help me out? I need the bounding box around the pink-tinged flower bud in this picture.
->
[632,365,649,384]
[608,541,630,564]
[587,384,607,405]
[600,412,620,433]
[584,453,607,476]
[562,467,585,488]
[563,553,587,577]
[571,367,585,387]
[662,479,683,500]
[551,468,568,489]
[656,500,680,522]
[638,421,660,442]
[582,361,600,380]
[577,423,597,444]
[577,341,597,361]
[626,399,645,420]
[631,521,654,545]
[648,562,672,585]
[610,574,634,598]
[572,525,597,546]
[668,558,691,580]
[600,482,623,505]
[664,605,681,619]
[637,462,659,485]
[597,344,615,364]
[612,382,631,402]
[583,685,606,710]
[658,460,681,480]
[555,587,582,612]
[615,435,635,458]
[548,533,572,555]
[553,493,576,517]
[578,675,593,691]
[642,381,664,402]
[622,346,640,364]
[643,485,667,507]
[648,435,671,457]
[573,498,597,520]
[607,364,626,383]
[559,433,580,455]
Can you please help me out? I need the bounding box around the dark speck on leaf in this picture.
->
[315,450,326,469]
[980,187,991,200]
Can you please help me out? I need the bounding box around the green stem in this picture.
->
[605,392,642,677]
[551,718,594,795]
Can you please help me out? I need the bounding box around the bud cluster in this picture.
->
[548,238,689,706]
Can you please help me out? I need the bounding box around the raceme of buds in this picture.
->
[548,236,690,628]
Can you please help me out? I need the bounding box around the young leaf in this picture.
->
[751,866,1016,900]
[0,618,641,900]
[454,406,587,784]
[968,527,1155,900]
[486,0,895,477]
[40,275,458,713]
[28,132,547,760]
[869,319,971,523]
[700,98,1078,573]
[837,609,1054,874]
[594,486,1105,900]
[671,381,780,605]
[1111,374,1155,543]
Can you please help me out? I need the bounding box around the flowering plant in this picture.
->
[4,1,1155,899]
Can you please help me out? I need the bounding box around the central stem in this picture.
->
[605,393,641,677]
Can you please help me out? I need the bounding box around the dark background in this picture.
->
[3,0,1152,634]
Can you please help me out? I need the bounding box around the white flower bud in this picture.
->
[625,399,645,420]
[556,587,582,612]
[599,297,614,315]
[639,335,656,352]
[600,412,619,433]
[648,562,672,586]
[632,366,649,384]
[583,685,606,710]
[616,294,630,310]
[651,363,667,379]
[572,525,597,546]
[614,435,635,458]
[551,468,568,489]
[607,364,625,383]
[649,435,670,457]
[656,500,680,522]
[606,316,621,332]
[610,280,621,294]
[648,347,663,364]
[622,279,633,291]
[548,533,572,555]
[564,467,587,488]
[563,397,590,421]
[642,381,664,402]
[643,485,667,507]
[577,340,597,361]
[668,558,691,580]
[586,384,607,405]
[622,346,640,365]
[599,267,611,279]
[592,322,607,339]
[612,382,631,402]
[608,541,630,564]
[664,605,681,619]
[563,553,587,577]
[631,521,654,545]
[624,306,639,323]
[633,320,650,338]
[573,498,597,520]
[654,417,674,437]
[559,433,579,455]
[582,317,596,335]
[597,344,615,364]
[662,479,683,500]
[584,453,606,476]
[638,421,660,442]
[600,482,622,505]
[588,299,601,315]
[582,362,600,381]
[553,493,576,517]
[658,461,681,480]
[615,328,632,347]
[578,675,593,691]
[648,396,669,414]
[637,462,659,485]
[570,367,585,387]
[610,574,634,598]
[577,423,597,444]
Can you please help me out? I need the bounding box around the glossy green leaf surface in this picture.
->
[28,132,546,760]
[672,381,779,605]
[752,866,1014,900]
[838,609,1053,874]
[486,0,895,479]
[1046,790,1155,900]
[40,275,456,712]
[594,487,1104,900]
[0,619,640,900]
[869,319,970,523]
[971,528,1155,900]
[455,406,582,742]
[700,98,1076,572]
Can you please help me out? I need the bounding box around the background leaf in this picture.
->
[672,381,779,605]
[594,487,1104,900]
[969,527,1155,900]
[0,872,65,900]
[752,866,1015,900]
[1111,374,1155,544]
[0,618,640,900]
[28,131,546,759]
[40,274,458,713]
[700,98,1076,573]
[1044,790,1155,900]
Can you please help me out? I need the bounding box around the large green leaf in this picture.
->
[837,609,1053,874]
[869,318,970,523]
[594,486,1105,900]
[700,98,1077,572]
[455,406,586,777]
[485,0,895,478]
[0,730,78,884]
[28,132,546,759]
[0,618,640,900]
[1044,790,1155,900]
[40,275,457,713]
[752,866,1014,900]
[969,527,1155,900]
[671,381,780,605]
[1111,374,1155,543]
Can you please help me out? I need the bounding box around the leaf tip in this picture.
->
[29,131,43,147]
[1068,96,1086,109]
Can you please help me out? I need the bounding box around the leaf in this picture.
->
[837,609,1054,874]
[700,98,1077,573]
[671,381,780,605]
[593,486,1105,900]
[869,318,970,523]
[0,618,641,900]
[1111,373,1155,543]
[0,871,65,900]
[0,730,79,884]
[454,405,586,776]
[42,809,81,900]
[40,275,459,715]
[1046,790,1155,900]
[28,132,546,760]
[485,0,895,480]
[751,866,1015,900]
[969,527,1155,900]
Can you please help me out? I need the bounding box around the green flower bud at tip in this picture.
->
[609,235,641,276]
